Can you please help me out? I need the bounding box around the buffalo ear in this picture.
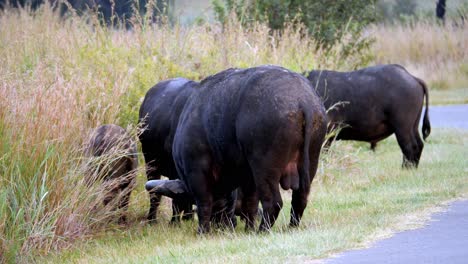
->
[145,179,188,199]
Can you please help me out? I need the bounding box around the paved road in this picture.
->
[427,104,468,129]
[324,104,468,264]
[325,200,468,264]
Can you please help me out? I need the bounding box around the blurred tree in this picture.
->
[214,0,376,49]
[0,0,43,8]
[375,0,393,21]
[0,0,174,27]
[392,0,416,19]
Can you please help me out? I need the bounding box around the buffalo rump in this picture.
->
[172,65,327,233]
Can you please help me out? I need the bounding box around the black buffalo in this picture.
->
[139,78,198,223]
[306,64,430,167]
[158,65,327,233]
[84,124,138,223]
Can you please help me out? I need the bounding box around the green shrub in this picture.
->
[212,0,376,68]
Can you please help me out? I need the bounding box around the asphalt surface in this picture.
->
[326,200,468,264]
[426,104,468,129]
[324,104,468,264]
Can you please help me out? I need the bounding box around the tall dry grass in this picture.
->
[372,20,468,89]
[0,6,137,262]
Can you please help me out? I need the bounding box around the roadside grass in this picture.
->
[40,129,468,263]
[431,88,468,105]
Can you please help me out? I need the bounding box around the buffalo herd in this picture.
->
[85,64,431,233]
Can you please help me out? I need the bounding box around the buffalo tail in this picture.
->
[299,104,313,189]
[416,77,431,140]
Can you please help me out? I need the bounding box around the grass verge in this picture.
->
[40,129,468,263]
[430,88,468,105]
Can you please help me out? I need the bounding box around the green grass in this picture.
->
[39,129,468,263]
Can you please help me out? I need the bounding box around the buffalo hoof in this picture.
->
[289,216,301,228]
[289,222,300,228]
[257,226,271,233]
[197,226,211,235]
[402,159,418,169]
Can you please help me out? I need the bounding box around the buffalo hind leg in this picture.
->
[290,157,316,227]
[414,131,424,163]
[395,129,423,168]
[186,165,214,234]
[412,115,425,164]
[167,164,193,222]
[290,183,311,227]
[142,149,162,222]
[196,196,213,234]
[256,170,283,232]
[222,191,238,229]
[291,130,323,227]
[211,191,238,229]
[240,185,259,231]
[370,141,377,152]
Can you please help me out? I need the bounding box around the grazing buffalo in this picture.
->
[145,180,237,228]
[306,64,431,168]
[85,124,138,223]
[161,65,327,233]
[139,78,198,223]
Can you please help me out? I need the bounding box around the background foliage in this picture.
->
[213,0,377,67]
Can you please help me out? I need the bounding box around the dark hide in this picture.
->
[234,188,262,223]
[173,65,327,233]
[85,124,138,223]
[306,64,431,168]
[139,78,198,223]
